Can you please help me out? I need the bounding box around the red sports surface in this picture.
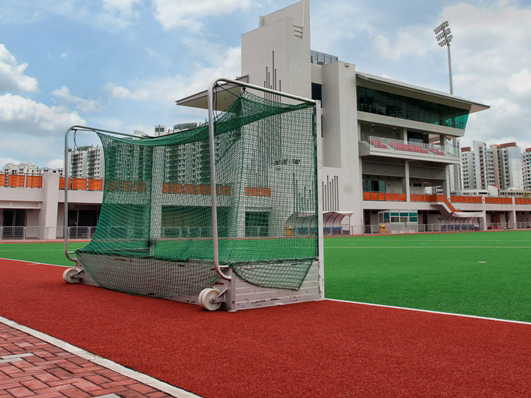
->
[1,259,530,397]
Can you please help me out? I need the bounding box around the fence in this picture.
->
[364,193,531,207]
[0,174,42,189]
[60,178,103,191]
[356,222,531,235]
[0,226,97,241]
[2,222,531,241]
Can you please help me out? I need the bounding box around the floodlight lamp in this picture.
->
[434,21,449,34]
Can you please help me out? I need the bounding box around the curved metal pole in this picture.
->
[206,78,316,281]
[63,125,153,263]
[64,126,76,263]
[207,80,229,280]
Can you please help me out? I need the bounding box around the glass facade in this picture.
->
[363,179,385,192]
[357,86,469,130]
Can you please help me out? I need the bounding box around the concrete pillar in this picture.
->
[402,160,410,202]
[439,135,446,149]
[441,165,451,197]
[481,197,488,230]
[39,173,60,240]
[509,197,517,229]
[401,128,407,143]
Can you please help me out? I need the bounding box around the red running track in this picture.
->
[1,259,530,397]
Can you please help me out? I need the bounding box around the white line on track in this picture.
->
[326,299,531,326]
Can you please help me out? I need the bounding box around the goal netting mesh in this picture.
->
[76,91,318,298]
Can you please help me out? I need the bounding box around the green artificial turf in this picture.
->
[0,242,89,267]
[1,231,529,322]
[324,230,531,322]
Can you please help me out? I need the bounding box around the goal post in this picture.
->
[63,78,324,310]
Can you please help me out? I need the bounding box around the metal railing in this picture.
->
[0,174,43,189]
[2,222,531,241]
[364,135,459,157]
[0,226,96,240]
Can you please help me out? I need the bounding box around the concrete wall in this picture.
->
[241,0,311,100]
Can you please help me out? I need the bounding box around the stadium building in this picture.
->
[177,0,531,233]
[2,0,531,240]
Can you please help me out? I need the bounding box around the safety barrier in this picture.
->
[0,174,42,189]
[60,177,103,191]
[362,192,407,201]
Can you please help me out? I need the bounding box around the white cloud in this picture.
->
[61,52,68,59]
[152,0,253,31]
[373,26,433,61]
[0,44,38,93]
[3,1,138,32]
[52,86,102,112]
[0,157,22,167]
[440,2,531,145]
[0,93,85,135]
[103,82,150,101]
[47,158,64,168]
[507,68,531,99]
[311,1,374,54]
[102,0,141,18]
[103,46,241,103]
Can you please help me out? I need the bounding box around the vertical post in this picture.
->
[315,101,325,299]
[447,44,453,95]
[207,81,231,281]
[64,128,75,262]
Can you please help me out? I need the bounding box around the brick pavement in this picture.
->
[0,322,195,398]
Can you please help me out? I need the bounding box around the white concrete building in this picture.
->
[523,148,531,191]
[178,0,531,233]
[461,141,526,192]
[492,143,524,190]
[3,163,39,175]
[68,145,104,179]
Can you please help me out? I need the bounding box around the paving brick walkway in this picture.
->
[0,323,182,397]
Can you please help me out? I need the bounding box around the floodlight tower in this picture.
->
[434,21,453,94]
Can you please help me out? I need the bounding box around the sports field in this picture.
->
[1,230,530,322]
[325,230,531,322]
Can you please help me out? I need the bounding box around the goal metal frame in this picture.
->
[63,77,324,311]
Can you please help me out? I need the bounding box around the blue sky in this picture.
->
[1,0,530,168]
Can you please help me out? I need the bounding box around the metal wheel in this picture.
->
[199,288,221,311]
[63,268,80,284]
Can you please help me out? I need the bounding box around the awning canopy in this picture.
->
[452,211,484,218]
[323,211,354,227]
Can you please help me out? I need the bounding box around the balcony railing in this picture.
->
[364,192,530,206]
[364,136,459,157]
[0,174,42,188]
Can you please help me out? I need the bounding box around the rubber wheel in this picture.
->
[198,288,207,307]
[199,288,221,311]
[63,268,80,284]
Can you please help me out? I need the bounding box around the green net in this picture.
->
[76,91,318,298]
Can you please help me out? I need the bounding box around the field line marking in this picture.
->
[327,246,531,249]
[0,316,200,398]
[326,299,531,326]
[0,257,71,268]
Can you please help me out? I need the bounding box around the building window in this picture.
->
[311,83,322,103]
[357,86,470,130]
[363,179,385,192]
